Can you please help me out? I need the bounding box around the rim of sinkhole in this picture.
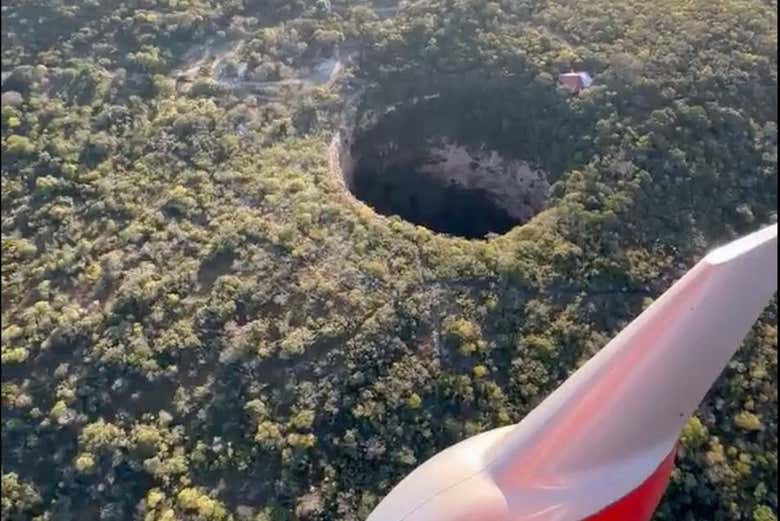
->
[329,97,552,240]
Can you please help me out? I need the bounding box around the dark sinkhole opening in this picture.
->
[333,91,558,239]
[352,160,523,239]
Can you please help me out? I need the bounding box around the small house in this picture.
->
[558,71,593,93]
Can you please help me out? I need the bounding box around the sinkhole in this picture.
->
[332,94,553,239]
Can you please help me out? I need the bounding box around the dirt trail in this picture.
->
[173,36,351,99]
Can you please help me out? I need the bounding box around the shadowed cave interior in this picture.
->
[333,88,572,239]
[351,160,522,239]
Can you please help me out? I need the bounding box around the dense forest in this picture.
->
[1,0,777,520]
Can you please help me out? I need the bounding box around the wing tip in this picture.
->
[705,223,777,266]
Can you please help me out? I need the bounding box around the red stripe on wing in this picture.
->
[583,445,677,521]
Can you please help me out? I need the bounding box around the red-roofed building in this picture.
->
[558,71,593,93]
